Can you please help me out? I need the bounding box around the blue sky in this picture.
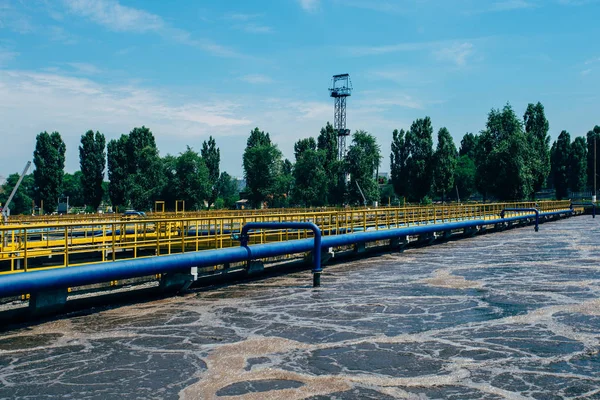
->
[0,0,599,179]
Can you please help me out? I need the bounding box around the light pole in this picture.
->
[594,138,597,203]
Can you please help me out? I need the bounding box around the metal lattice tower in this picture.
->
[329,74,353,161]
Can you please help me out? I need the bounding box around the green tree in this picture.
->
[243,127,283,207]
[273,158,294,207]
[317,122,342,205]
[293,148,328,206]
[294,137,317,159]
[390,129,408,199]
[160,154,178,209]
[217,172,239,209]
[476,104,534,200]
[33,131,66,213]
[0,173,34,215]
[454,155,477,201]
[550,130,571,200]
[61,171,85,207]
[201,136,221,209]
[524,102,551,195]
[569,136,587,193]
[459,132,477,159]
[432,127,457,202]
[586,125,600,191]
[174,146,210,210]
[79,130,106,210]
[126,126,156,174]
[107,135,129,209]
[347,131,381,205]
[405,117,434,202]
[125,127,164,211]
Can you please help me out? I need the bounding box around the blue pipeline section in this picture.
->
[571,202,596,218]
[0,209,574,298]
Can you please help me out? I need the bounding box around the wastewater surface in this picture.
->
[0,216,599,399]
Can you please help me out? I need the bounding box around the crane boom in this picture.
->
[2,161,31,222]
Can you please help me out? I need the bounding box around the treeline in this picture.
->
[1,127,239,214]
[245,101,599,207]
[2,102,599,214]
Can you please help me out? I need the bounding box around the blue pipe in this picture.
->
[571,202,595,218]
[501,208,539,232]
[239,222,322,287]
[0,209,574,299]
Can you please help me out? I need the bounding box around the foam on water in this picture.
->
[0,216,599,399]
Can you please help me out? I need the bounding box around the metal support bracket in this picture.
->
[234,222,322,287]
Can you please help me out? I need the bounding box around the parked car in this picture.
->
[123,210,146,219]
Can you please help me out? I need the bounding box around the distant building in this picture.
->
[235,177,246,192]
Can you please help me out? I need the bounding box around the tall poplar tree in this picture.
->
[79,130,106,210]
[432,127,458,202]
[390,129,408,199]
[405,117,434,202]
[569,136,587,193]
[201,136,220,209]
[551,130,571,200]
[33,131,66,212]
[524,102,551,195]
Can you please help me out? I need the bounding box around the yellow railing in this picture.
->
[0,201,572,275]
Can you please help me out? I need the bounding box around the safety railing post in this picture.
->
[23,227,28,272]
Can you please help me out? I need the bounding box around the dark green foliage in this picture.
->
[174,146,210,210]
[0,173,34,215]
[293,147,328,206]
[390,129,408,198]
[61,171,85,207]
[273,159,294,207]
[347,131,381,205]
[586,126,600,190]
[379,184,395,205]
[294,137,317,159]
[570,136,587,193]
[524,102,551,193]
[33,131,66,212]
[201,136,220,209]
[242,127,283,207]
[459,133,477,159]
[454,155,476,201]
[160,154,178,208]
[126,126,156,174]
[128,145,164,211]
[106,126,165,211]
[405,117,434,202]
[432,127,457,201]
[551,131,571,200]
[217,172,239,209]
[107,135,129,209]
[79,130,106,210]
[317,122,341,204]
[475,104,534,200]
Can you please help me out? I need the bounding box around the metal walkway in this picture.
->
[0,201,575,275]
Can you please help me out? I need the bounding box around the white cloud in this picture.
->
[585,57,600,65]
[62,0,243,58]
[0,70,253,173]
[581,69,592,76]
[62,0,164,32]
[488,0,537,11]
[465,0,538,13]
[238,23,273,34]
[66,62,102,75]
[298,0,320,12]
[433,42,474,66]
[240,74,273,84]
[343,41,433,57]
[47,26,79,44]
[0,48,18,65]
